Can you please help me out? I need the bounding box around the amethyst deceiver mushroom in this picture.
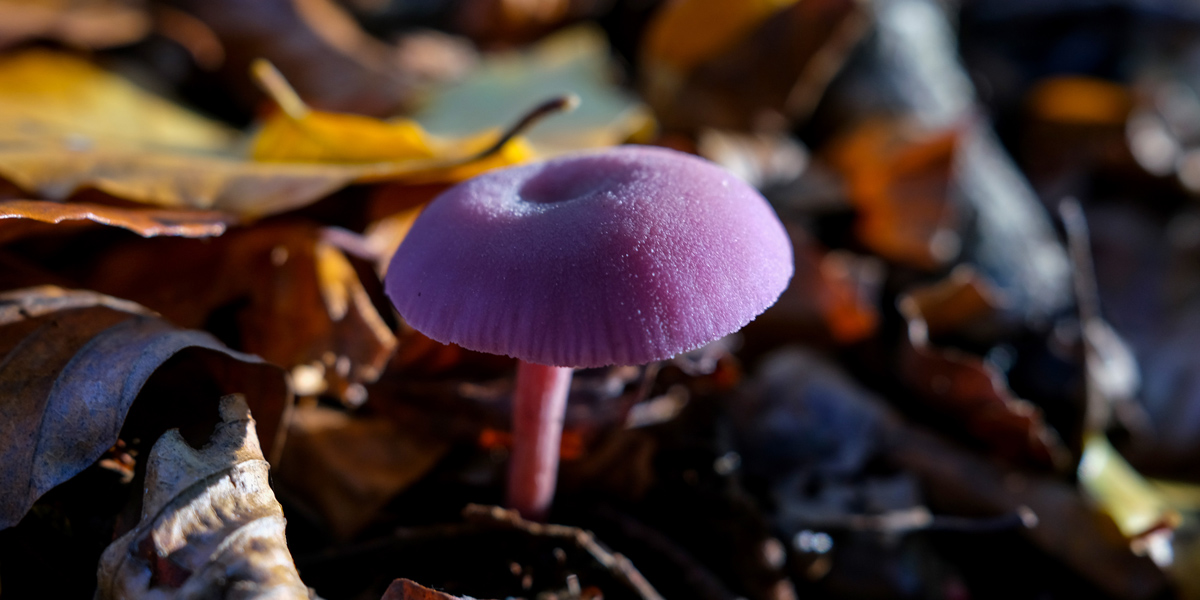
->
[385,145,793,520]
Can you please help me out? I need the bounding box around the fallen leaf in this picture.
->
[96,395,311,599]
[275,404,451,539]
[247,59,538,181]
[170,0,416,117]
[642,0,800,77]
[382,579,475,600]
[826,119,962,270]
[0,286,290,530]
[0,50,563,219]
[641,0,870,131]
[0,199,233,244]
[411,26,654,156]
[0,49,238,152]
[81,222,396,403]
[0,0,151,50]
[897,268,1071,470]
[1027,77,1133,126]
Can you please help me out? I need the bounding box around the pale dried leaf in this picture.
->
[97,395,310,599]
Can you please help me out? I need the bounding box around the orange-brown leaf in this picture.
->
[826,119,962,270]
[382,579,479,600]
[897,270,1070,470]
[81,222,396,402]
[0,199,233,243]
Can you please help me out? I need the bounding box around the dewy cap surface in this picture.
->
[385,145,794,368]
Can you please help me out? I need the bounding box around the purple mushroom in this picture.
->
[385,145,793,520]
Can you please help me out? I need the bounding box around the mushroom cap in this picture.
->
[385,145,794,368]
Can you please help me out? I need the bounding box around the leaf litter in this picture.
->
[7,0,1200,599]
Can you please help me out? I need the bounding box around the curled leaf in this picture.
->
[0,199,233,244]
[97,395,310,599]
[0,286,290,530]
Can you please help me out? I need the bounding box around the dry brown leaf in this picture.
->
[276,404,451,539]
[97,395,310,599]
[897,268,1071,470]
[82,222,396,402]
[171,0,415,116]
[382,578,478,600]
[0,286,290,530]
[0,0,151,50]
[641,0,869,132]
[0,199,233,244]
[826,119,962,270]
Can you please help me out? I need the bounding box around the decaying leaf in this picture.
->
[170,0,417,117]
[826,119,962,270]
[897,268,1071,470]
[641,0,870,131]
[382,579,475,600]
[81,222,396,402]
[412,27,653,156]
[0,0,150,50]
[276,404,451,539]
[0,50,564,219]
[97,395,310,599]
[0,286,290,530]
[0,49,238,152]
[0,199,233,244]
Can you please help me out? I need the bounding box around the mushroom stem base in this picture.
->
[507,362,573,521]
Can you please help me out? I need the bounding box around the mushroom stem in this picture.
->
[507,361,573,521]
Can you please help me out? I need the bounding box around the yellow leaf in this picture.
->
[1079,433,1178,539]
[642,0,800,75]
[0,49,238,151]
[0,51,560,218]
[1027,76,1133,126]
[252,110,438,163]
[249,57,537,171]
